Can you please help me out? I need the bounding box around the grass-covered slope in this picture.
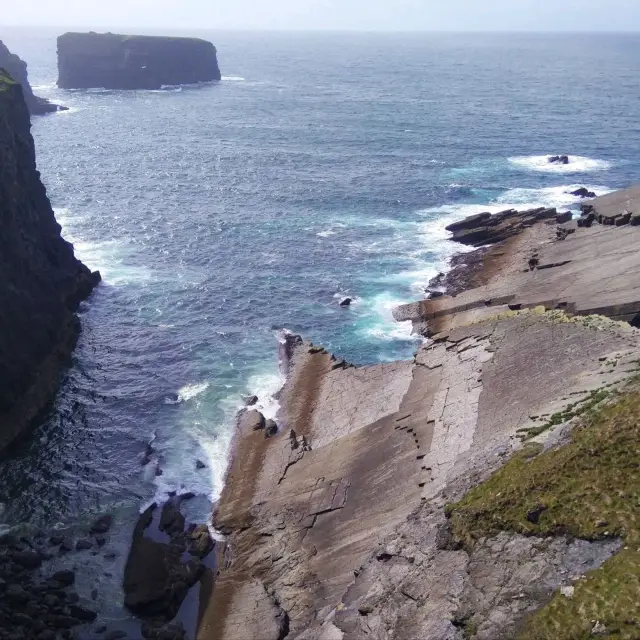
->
[446,388,640,639]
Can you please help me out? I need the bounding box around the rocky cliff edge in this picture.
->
[0,41,65,115]
[0,69,100,451]
[197,188,640,639]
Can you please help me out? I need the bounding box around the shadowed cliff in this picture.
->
[57,32,222,90]
[0,69,100,451]
[0,41,64,115]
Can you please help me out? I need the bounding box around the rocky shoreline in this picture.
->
[198,186,640,639]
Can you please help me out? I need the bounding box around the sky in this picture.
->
[3,0,640,32]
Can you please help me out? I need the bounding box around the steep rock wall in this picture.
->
[0,40,64,115]
[0,70,100,451]
[57,32,222,90]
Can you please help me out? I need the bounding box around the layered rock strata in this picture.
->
[57,33,222,90]
[0,70,100,451]
[199,186,640,639]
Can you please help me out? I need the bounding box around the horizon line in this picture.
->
[3,24,640,35]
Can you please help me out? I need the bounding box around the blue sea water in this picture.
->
[0,28,639,533]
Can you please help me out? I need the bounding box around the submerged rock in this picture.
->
[548,154,570,164]
[57,32,222,90]
[339,297,353,307]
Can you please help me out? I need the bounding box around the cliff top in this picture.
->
[58,31,216,47]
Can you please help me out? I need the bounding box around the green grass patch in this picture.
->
[446,389,640,639]
[0,68,17,91]
[517,388,612,441]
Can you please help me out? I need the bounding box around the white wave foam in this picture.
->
[360,293,422,344]
[31,82,57,92]
[509,155,612,173]
[55,207,154,285]
[149,361,285,510]
[495,184,612,209]
[317,229,337,237]
[177,381,210,403]
[222,76,246,82]
[245,370,286,421]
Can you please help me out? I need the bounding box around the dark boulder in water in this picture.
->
[548,155,570,165]
[339,297,353,307]
[124,503,209,620]
[0,40,66,114]
[570,187,597,198]
[57,32,222,90]
[0,70,99,451]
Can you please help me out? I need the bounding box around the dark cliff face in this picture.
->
[0,70,100,451]
[0,41,64,115]
[57,32,222,90]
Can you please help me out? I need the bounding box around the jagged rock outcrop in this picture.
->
[0,70,100,451]
[200,187,640,639]
[123,497,214,621]
[579,184,640,226]
[0,40,65,114]
[397,187,640,338]
[57,32,222,90]
[444,207,557,247]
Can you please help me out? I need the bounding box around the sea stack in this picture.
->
[0,40,65,114]
[0,69,100,451]
[57,32,222,90]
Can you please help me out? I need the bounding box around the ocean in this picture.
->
[0,28,639,536]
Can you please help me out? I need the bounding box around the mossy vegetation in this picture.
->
[517,387,613,441]
[446,389,640,639]
[0,67,17,90]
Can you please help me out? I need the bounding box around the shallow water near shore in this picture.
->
[0,27,639,626]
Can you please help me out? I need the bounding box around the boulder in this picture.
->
[555,211,573,224]
[243,395,258,406]
[12,550,42,569]
[57,32,222,90]
[339,297,352,307]
[187,525,214,558]
[75,538,93,551]
[51,570,75,587]
[90,515,113,534]
[264,419,278,438]
[195,459,206,470]
[548,155,569,164]
[243,409,265,432]
[570,187,596,198]
[159,502,185,538]
[123,505,204,620]
[577,212,596,228]
[68,604,97,622]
